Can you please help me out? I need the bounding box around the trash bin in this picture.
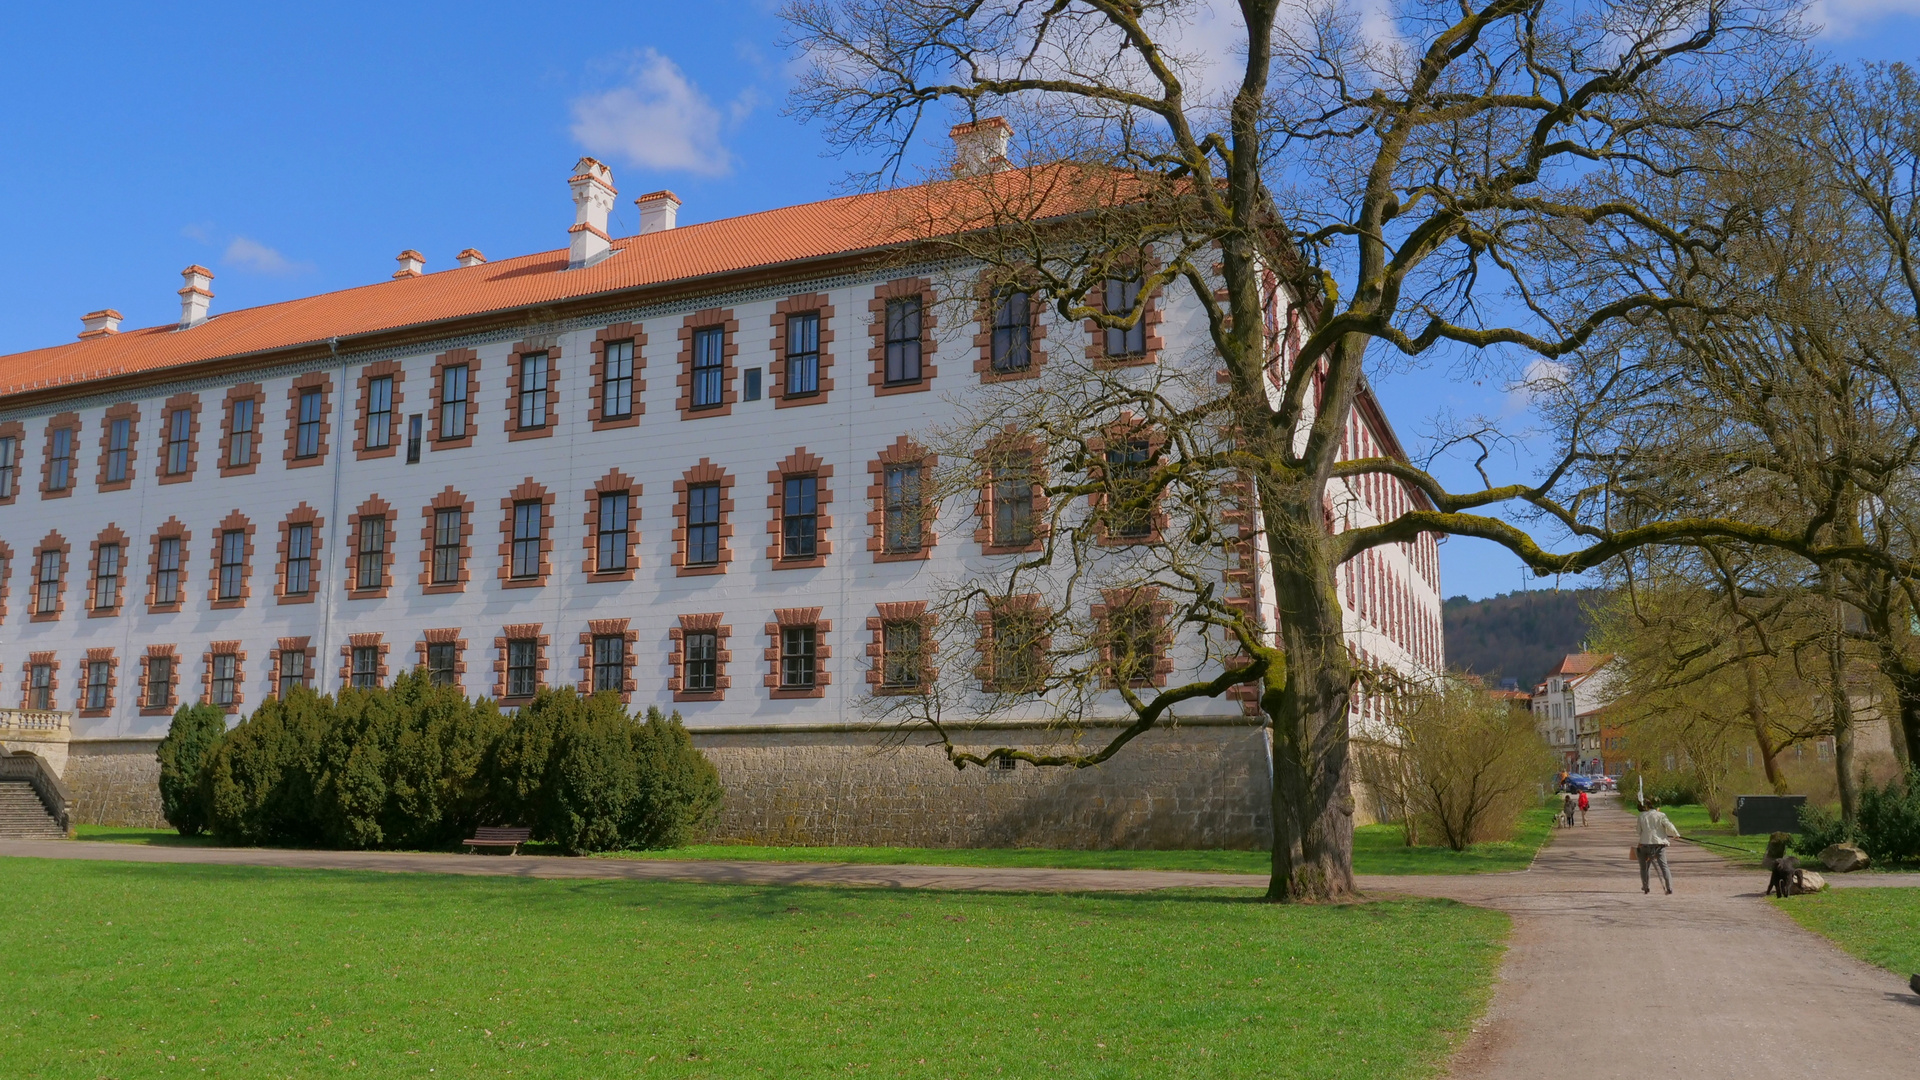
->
[1733,794,1806,835]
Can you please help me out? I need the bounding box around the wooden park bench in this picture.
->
[465,826,533,855]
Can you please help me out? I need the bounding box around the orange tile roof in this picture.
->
[0,165,1115,401]
[1553,653,1612,676]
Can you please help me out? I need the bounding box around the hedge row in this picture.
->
[155,671,723,854]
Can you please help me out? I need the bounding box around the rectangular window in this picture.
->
[687,483,721,566]
[295,388,324,459]
[278,650,306,697]
[93,543,120,610]
[85,661,110,711]
[351,646,380,689]
[439,364,469,440]
[743,368,762,401]
[781,626,817,689]
[105,417,131,483]
[511,501,542,579]
[691,327,725,408]
[284,523,313,596]
[684,631,718,692]
[406,414,423,463]
[211,654,237,706]
[991,611,1042,692]
[147,655,173,709]
[782,476,818,559]
[0,435,15,499]
[1105,439,1154,538]
[432,509,463,584]
[506,640,537,697]
[882,621,923,689]
[602,340,634,419]
[357,516,386,590]
[990,290,1032,372]
[597,493,629,572]
[992,452,1036,547]
[228,397,255,467]
[165,409,192,475]
[592,635,627,693]
[219,529,246,602]
[27,664,51,710]
[35,549,60,614]
[366,375,394,449]
[426,642,457,687]
[784,312,820,397]
[884,297,922,384]
[518,353,549,429]
[1108,605,1156,684]
[155,537,181,606]
[1103,277,1147,357]
[49,426,73,490]
[883,464,923,554]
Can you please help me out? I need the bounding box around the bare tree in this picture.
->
[784,0,1848,901]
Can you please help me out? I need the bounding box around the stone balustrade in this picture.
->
[0,709,72,736]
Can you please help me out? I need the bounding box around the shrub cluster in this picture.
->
[1796,768,1920,864]
[164,672,722,853]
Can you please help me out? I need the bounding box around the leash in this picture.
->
[1672,835,1757,855]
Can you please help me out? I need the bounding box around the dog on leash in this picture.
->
[1767,855,1801,899]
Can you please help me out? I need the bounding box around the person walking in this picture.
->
[1637,797,1682,894]
[1578,789,1590,826]
[1563,791,1577,828]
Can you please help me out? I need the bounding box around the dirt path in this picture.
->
[1369,794,1920,1079]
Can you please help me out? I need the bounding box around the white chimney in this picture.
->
[568,156,617,269]
[394,249,426,278]
[636,190,680,235]
[178,265,214,329]
[951,117,1013,176]
[456,248,487,268]
[78,309,122,339]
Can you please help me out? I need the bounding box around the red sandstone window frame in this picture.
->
[867,278,939,395]
[0,420,23,505]
[139,644,181,716]
[1090,588,1175,689]
[429,348,480,450]
[494,623,549,703]
[203,641,245,715]
[504,339,562,441]
[340,632,391,690]
[274,504,324,605]
[86,526,130,617]
[867,436,937,562]
[346,495,396,598]
[973,594,1052,694]
[577,618,639,701]
[77,647,117,718]
[419,487,475,594]
[676,309,738,420]
[765,448,832,570]
[218,383,267,477]
[765,607,831,699]
[581,469,640,581]
[973,430,1049,555]
[866,601,936,696]
[588,323,646,430]
[146,518,190,613]
[769,294,836,407]
[41,411,80,498]
[208,510,256,610]
[671,460,735,577]
[29,531,70,623]
[497,479,556,589]
[354,361,406,460]
[96,403,140,492]
[668,613,730,702]
[22,652,57,711]
[973,272,1048,383]
[418,628,468,691]
[270,637,317,699]
[285,373,334,468]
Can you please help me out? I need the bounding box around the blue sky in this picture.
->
[1,1,1913,599]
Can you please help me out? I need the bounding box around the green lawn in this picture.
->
[0,859,1507,1079]
[1652,805,1771,868]
[77,811,1556,877]
[1773,888,1920,976]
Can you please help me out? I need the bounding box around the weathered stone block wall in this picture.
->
[66,739,165,828]
[692,720,1272,850]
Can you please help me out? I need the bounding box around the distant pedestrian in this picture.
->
[1578,790,1590,826]
[1563,792,1577,828]
[1636,798,1681,895]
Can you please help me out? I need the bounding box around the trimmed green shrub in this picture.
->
[629,706,723,849]
[545,691,645,854]
[1855,768,1920,864]
[1794,803,1853,856]
[201,686,333,845]
[155,703,229,835]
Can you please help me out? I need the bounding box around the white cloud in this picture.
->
[1505,358,1569,415]
[570,50,742,177]
[223,236,310,276]
[1806,0,1920,36]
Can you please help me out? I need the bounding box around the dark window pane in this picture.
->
[992,452,1036,547]
[296,388,324,458]
[0,435,15,499]
[165,409,192,475]
[229,398,254,466]
[1105,439,1154,538]
[687,483,721,566]
[883,464,922,553]
[884,297,922,384]
[433,509,463,584]
[592,635,626,693]
[426,643,457,686]
[155,537,181,605]
[86,661,110,710]
[684,631,718,692]
[603,340,634,419]
[1103,277,1147,357]
[285,523,313,596]
[781,626,816,689]
[511,501,542,579]
[785,313,820,397]
[211,654,236,705]
[148,656,173,708]
[36,549,61,614]
[507,640,538,697]
[50,426,73,490]
[692,327,725,408]
[518,353,549,429]
[351,646,380,689]
[28,664,51,710]
[782,476,817,559]
[882,621,922,688]
[106,418,130,482]
[439,365,469,440]
[597,493,628,572]
[219,530,246,601]
[990,291,1031,372]
[366,375,394,449]
[991,612,1042,692]
[93,543,120,610]
[279,650,306,697]
[357,516,386,590]
[1109,606,1156,684]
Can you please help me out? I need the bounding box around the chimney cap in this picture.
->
[571,156,616,192]
[456,247,487,267]
[950,116,1012,137]
[394,250,426,278]
[78,310,123,340]
[951,117,1013,176]
[637,190,681,206]
[177,266,215,329]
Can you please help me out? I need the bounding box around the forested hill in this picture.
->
[1442,588,1607,688]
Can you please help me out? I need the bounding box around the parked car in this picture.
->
[1562,775,1595,793]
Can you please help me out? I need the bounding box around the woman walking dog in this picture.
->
[1636,797,1682,894]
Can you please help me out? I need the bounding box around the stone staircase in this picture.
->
[0,778,66,839]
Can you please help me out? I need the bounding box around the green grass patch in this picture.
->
[1649,805,1770,868]
[76,813,1556,876]
[1773,887,1920,976]
[0,858,1506,1079]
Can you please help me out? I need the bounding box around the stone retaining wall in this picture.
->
[691,721,1273,850]
[66,739,165,828]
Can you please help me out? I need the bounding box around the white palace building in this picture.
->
[0,124,1442,846]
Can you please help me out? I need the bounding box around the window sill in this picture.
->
[508,426,554,443]
[29,612,60,623]
[40,488,74,499]
[672,689,725,702]
[586,569,637,584]
[421,582,465,595]
[501,577,546,590]
[278,593,316,605]
[87,607,121,619]
[769,687,826,699]
[139,706,176,717]
[210,599,246,610]
[345,587,390,600]
[676,564,727,578]
[872,548,931,563]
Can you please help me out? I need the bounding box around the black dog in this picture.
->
[1768,855,1801,899]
